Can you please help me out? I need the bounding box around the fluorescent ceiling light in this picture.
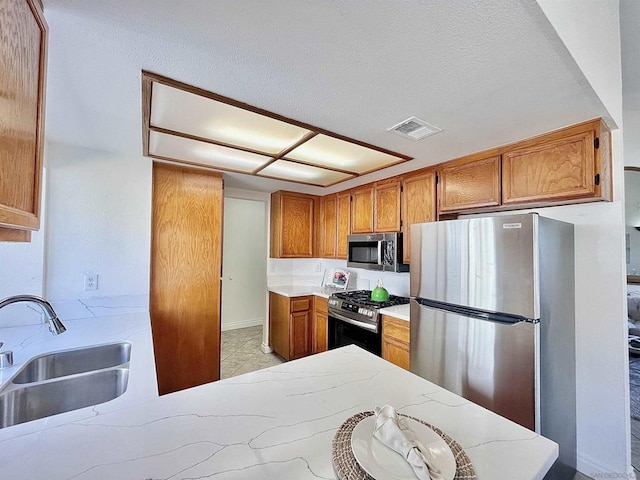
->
[142,72,412,187]
[286,134,403,174]
[258,160,354,187]
[149,130,271,172]
[151,83,311,154]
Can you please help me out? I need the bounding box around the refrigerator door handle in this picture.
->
[413,298,538,324]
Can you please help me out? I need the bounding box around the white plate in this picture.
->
[350,416,456,480]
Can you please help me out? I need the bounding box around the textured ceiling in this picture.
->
[42,0,610,193]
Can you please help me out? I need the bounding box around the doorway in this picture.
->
[220,196,281,378]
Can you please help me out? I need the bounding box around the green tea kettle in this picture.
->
[371,278,390,302]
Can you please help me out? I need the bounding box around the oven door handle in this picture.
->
[377,240,384,265]
[329,310,378,333]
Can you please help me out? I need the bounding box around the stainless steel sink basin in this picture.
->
[0,342,132,428]
[0,368,129,428]
[12,342,131,384]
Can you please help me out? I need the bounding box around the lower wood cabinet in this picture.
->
[312,296,328,354]
[269,292,312,361]
[381,315,410,370]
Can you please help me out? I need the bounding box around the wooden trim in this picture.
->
[141,73,153,156]
[252,132,318,174]
[625,167,640,173]
[0,227,31,242]
[628,275,640,285]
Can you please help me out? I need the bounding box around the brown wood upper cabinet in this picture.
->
[351,180,402,234]
[502,118,611,206]
[401,170,436,264]
[350,184,374,234]
[319,194,337,258]
[374,178,402,232]
[336,191,351,259]
[270,191,317,258]
[438,154,501,214]
[0,0,48,241]
[319,191,351,259]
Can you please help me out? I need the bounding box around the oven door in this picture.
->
[328,313,381,356]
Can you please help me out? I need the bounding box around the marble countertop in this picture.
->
[0,343,557,479]
[268,286,411,321]
[0,312,158,438]
[379,303,410,321]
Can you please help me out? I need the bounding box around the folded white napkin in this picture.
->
[373,405,444,480]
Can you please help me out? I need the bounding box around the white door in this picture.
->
[221,197,267,331]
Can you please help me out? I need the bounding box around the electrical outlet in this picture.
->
[83,273,98,291]
[314,261,322,272]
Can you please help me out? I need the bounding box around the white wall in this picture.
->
[535,2,628,474]
[44,142,152,301]
[0,171,47,327]
[221,196,268,331]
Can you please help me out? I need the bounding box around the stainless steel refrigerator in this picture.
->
[410,213,575,479]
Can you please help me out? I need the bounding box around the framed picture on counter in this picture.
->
[322,269,351,290]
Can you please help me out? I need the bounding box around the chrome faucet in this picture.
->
[0,295,66,335]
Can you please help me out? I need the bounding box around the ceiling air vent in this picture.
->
[387,117,442,141]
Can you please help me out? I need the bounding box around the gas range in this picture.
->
[327,290,410,333]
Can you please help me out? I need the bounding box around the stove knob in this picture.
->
[368,310,374,317]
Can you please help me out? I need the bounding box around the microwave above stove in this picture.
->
[346,232,409,272]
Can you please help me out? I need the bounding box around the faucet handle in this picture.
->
[0,350,13,368]
[0,342,3,350]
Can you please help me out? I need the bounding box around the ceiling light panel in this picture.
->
[150,82,311,154]
[285,134,403,174]
[258,160,354,187]
[149,130,271,172]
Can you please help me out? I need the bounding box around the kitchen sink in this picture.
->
[11,342,131,384]
[0,342,132,428]
[0,368,129,428]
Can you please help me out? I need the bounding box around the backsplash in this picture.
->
[267,258,410,297]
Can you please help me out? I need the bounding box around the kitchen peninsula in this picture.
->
[0,337,557,479]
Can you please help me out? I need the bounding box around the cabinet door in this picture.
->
[268,292,290,360]
[336,191,351,259]
[374,179,401,233]
[401,171,436,264]
[502,129,598,205]
[290,310,311,360]
[350,184,374,234]
[320,194,337,258]
[279,192,315,257]
[438,155,501,214]
[382,336,410,370]
[313,297,329,354]
[0,0,47,237]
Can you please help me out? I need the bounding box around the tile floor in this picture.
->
[220,325,283,379]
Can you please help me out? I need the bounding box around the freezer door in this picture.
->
[410,300,537,430]
[410,213,539,319]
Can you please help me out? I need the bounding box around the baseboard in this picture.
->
[577,451,635,479]
[261,342,273,354]
[221,317,263,332]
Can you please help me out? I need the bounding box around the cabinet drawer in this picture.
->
[382,316,409,344]
[291,297,311,312]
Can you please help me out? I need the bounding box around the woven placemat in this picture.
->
[332,411,476,480]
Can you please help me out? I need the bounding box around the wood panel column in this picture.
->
[150,163,223,395]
